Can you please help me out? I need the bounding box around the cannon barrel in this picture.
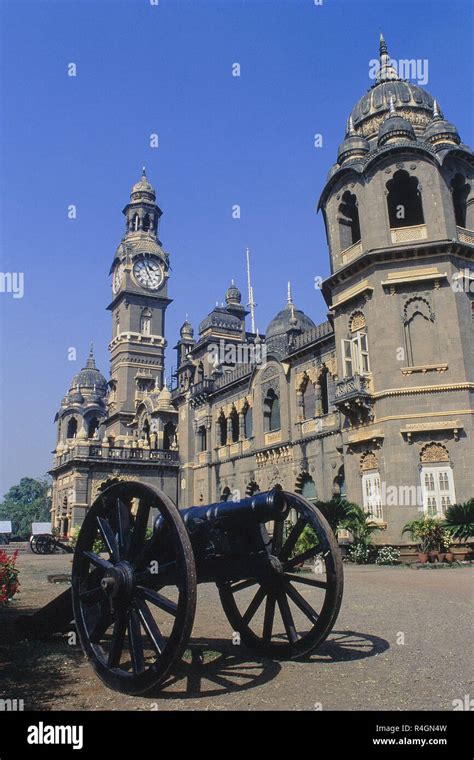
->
[182,489,288,528]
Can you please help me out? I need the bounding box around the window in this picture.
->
[342,332,370,377]
[140,308,152,335]
[421,466,455,516]
[451,174,470,228]
[362,472,383,521]
[87,416,99,438]
[67,418,78,439]
[301,476,317,503]
[197,425,207,452]
[404,299,436,367]
[338,191,361,249]
[263,389,280,432]
[218,413,227,446]
[386,170,424,228]
[220,487,231,502]
[243,406,253,438]
[319,368,329,415]
[142,213,151,232]
[163,422,176,451]
[302,379,316,419]
[230,408,239,443]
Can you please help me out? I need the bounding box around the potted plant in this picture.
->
[402,517,444,563]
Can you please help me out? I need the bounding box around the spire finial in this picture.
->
[86,342,96,369]
[287,281,293,305]
[379,32,388,56]
[347,115,356,135]
[376,32,400,84]
[142,165,146,176]
[433,100,443,120]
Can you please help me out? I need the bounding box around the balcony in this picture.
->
[335,374,373,422]
[340,240,363,265]
[190,378,215,407]
[53,444,180,468]
[456,226,474,245]
[390,224,427,244]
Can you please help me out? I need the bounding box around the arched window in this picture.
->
[142,213,151,232]
[197,425,207,452]
[142,419,151,446]
[319,367,329,414]
[404,299,436,367]
[301,476,317,503]
[140,308,152,335]
[338,191,361,250]
[196,362,204,384]
[420,444,456,516]
[163,422,176,451]
[333,466,346,499]
[67,417,77,439]
[131,213,140,232]
[263,388,280,432]
[386,170,424,228]
[87,416,99,438]
[230,408,239,443]
[220,487,231,502]
[302,378,316,420]
[451,174,470,228]
[218,412,227,446]
[243,405,253,438]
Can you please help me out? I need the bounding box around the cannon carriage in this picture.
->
[18,481,343,695]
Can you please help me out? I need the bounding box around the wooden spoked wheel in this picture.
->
[218,492,343,659]
[72,482,197,695]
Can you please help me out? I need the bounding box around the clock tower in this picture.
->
[106,169,172,443]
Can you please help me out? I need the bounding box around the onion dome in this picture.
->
[70,346,108,396]
[378,96,416,146]
[337,117,370,165]
[423,101,460,148]
[180,318,194,340]
[130,167,156,202]
[265,283,316,353]
[225,280,242,305]
[349,34,434,141]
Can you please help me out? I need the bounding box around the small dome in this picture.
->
[70,347,108,396]
[265,284,316,354]
[378,97,416,146]
[423,101,460,147]
[337,118,370,165]
[225,280,242,305]
[199,306,242,335]
[180,319,194,339]
[130,168,156,201]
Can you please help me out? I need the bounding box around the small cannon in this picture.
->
[17,481,343,694]
[29,534,74,555]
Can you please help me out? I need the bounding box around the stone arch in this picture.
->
[349,310,366,333]
[66,417,78,439]
[451,173,471,228]
[403,296,437,366]
[419,442,450,463]
[220,486,231,502]
[386,169,424,228]
[338,190,361,249]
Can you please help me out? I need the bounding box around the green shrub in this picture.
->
[376,546,400,565]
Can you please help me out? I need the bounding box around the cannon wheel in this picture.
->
[218,492,343,659]
[72,482,196,695]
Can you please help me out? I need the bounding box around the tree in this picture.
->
[0,477,51,539]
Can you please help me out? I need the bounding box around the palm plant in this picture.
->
[442,499,474,542]
[402,516,444,553]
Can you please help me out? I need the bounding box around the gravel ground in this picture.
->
[0,553,472,711]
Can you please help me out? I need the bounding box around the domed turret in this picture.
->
[337,117,370,165]
[130,167,156,202]
[225,280,242,305]
[423,101,460,148]
[70,346,108,396]
[265,283,316,355]
[180,318,194,340]
[378,96,416,146]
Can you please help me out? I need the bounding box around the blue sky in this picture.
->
[0,0,472,495]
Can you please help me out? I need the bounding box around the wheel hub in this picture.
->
[100,561,134,600]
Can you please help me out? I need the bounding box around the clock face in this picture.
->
[112,262,125,294]
[133,258,163,290]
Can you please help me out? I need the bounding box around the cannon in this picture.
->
[17,481,343,695]
[29,534,74,555]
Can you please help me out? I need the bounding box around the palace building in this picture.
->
[50,36,474,544]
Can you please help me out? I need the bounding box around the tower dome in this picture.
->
[70,347,108,396]
[337,117,370,165]
[265,283,316,354]
[180,319,194,339]
[423,101,460,148]
[378,96,416,146]
[349,34,434,141]
[225,280,242,305]
[130,167,156,202]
